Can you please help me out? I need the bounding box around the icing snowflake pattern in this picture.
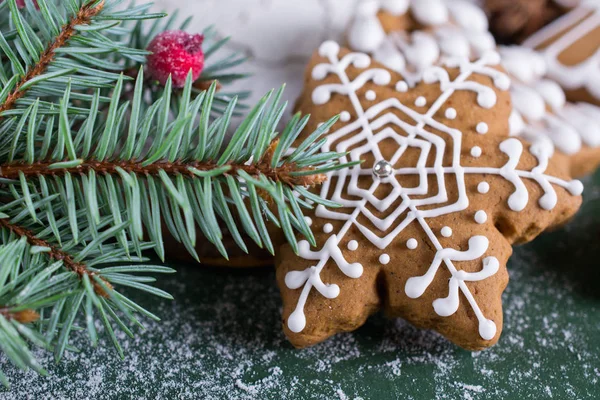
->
[285,42,583,340]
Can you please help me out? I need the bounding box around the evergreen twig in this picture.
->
[0,0,351,388]
[0,0,104,117]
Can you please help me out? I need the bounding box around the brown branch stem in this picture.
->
[0,0,104,117]
[0,219,111,297]
[0,156,326,188]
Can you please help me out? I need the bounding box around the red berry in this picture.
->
[146,30,205,88]
[2,0,38,9]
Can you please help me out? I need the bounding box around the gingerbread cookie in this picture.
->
[276,42,582,350]
[523,1,600,106]
[500,46,600,177]
[347,0,600,177]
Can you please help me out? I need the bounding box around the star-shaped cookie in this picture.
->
[275,42,583,350]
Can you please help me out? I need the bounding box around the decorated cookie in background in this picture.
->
[348,0,497,86]
[483,0,576,44]
[347,0,600,177]
[522,1,600,106]
[500,46,600,177]
[276,42,582,351]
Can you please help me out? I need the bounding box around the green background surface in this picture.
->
[1,174,600,399]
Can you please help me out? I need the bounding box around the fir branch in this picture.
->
[2,75,349,261]
[0,0,166,121]
[0,196,176,385]
[0,0,349,387]
[0,217,112,296]
[0,148,327,187]
[0,0,104,118]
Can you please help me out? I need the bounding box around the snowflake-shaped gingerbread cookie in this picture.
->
[275,42,583,350]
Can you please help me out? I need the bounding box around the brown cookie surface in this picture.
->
[276,42,582,351]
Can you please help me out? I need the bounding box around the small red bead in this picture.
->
[146,30,205,88]
[2,0,39,9]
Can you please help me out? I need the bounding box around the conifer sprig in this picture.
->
[1,74,349,261]
[0,0,352,388]
[0,193,175,386]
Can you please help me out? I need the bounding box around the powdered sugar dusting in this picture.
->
[1,180,599,399]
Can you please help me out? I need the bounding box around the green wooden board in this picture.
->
[2,174,600,399]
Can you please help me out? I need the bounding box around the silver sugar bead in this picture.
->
[373,160,393,178]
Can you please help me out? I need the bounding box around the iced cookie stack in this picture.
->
[347,0,600,177]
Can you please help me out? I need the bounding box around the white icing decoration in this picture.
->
[347,0,386,53]
[374,37,407,73]
[411,0,449,26]
[447,0,489,32]
[285,41,583,340]
[441,226,452,237]
[323,223,333,233]
[347,240,359,251]
[474,210,487,224]
[366,90,377,101]
[470,146,482,157]
[477,181,490,194]
[399,31,440,73]
[305,216,313,226]
[476,122,488,134]
[379,254,391,264]
[508,110,525,137]
[415,96,427,107]
[396,81,408,92]
[536,80,566,111]
[340,111,351,122]
[381,0,410,16]
[445,108,457,119]
[499,46,547,84]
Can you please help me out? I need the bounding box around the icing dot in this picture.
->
[323,223,333,233]
[445,108,457,119]
[347,240,358,251]
[395,81,408,92]
[415,96,427,107]
[406,238,418,249]
[479,319,497,341]
[365,90,376,101]
[340,111,351,122]
[379,254,390,265]
[478,182,490,194]
[471,146,482,157]
[476,122,489,134]
[474,210,487,224]
[304,216,313,226]
[441,226,452,237]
